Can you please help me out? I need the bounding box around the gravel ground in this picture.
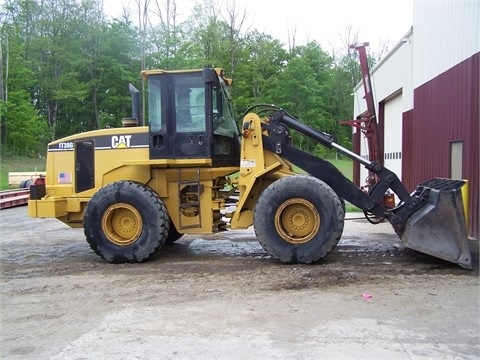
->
[1,206,479,359]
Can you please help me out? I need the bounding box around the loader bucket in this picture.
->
[399,178,472,269]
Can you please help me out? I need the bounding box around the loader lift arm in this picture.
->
[252,106,471,268]
[259,108,467,252]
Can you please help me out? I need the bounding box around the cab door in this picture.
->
[149,71,210,160]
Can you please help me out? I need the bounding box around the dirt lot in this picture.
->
[0,205,479,359]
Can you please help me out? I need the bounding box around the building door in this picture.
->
[383,94,403,180]
[450,141,463,179]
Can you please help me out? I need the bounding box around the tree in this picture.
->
[0,0,359,157]
[267,41,336,153]
[96,19,141,127]
[76,0,107,130]
[1,1,49,154]
[221,0,247,77]
[232,30,287,115]
[4,89,48,156]
[147,0,182,69]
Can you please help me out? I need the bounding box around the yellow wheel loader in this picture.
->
[28,68,472,268]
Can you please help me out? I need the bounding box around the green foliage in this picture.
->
[266,41,349,153]
[233,31,288,115]
[0,0,365,156]
[2,90,49,156]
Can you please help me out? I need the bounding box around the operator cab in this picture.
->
[143,68,240,167]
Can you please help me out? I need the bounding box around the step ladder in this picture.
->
[177,168,203,230]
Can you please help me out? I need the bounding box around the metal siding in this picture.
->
[412,53,479,238]
[466,53,479,239]
[413,0,480,87]
[371,41,414,110]
[353,129,361,188]
[402,110,414,192]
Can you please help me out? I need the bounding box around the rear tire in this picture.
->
[84,181,169,263]
[253,175,344,263]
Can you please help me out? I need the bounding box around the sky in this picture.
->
[104,0,414,56]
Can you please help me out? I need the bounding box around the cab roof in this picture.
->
[140,68,229,83]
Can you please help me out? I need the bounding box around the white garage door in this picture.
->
[383,94,403,181]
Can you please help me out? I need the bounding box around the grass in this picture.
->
[294,158,352,178]
[0,156,46,190]
[328,158,353,180]
[293,158,361,212]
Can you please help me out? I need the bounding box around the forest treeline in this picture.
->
[0,0,380,157]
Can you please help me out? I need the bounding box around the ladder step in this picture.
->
[179,203,199,208]
[178,180,199,185]
[177,167,202,230]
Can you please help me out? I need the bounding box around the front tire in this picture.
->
[84,181,169,263]
[253,175,344,263]
[165,219,184,245]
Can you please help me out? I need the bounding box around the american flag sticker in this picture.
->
[58,172,72,184]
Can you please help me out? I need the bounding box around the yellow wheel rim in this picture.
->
[274,198,320,244]
[102,203,142,246]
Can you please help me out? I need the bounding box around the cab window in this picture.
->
[148,78,164,133]
[175,77,206,133]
